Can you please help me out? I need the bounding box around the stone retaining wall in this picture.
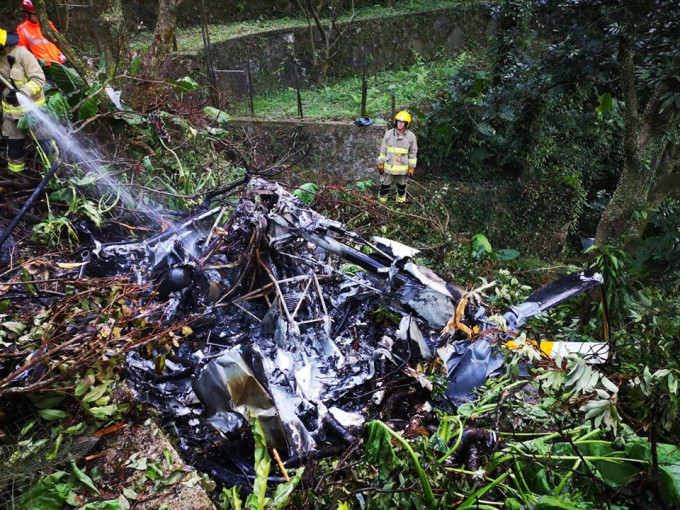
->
[228,118,386,181]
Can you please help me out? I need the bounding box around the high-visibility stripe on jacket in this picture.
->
[0,44,46,119]
[377,128,418,176]
[17,20,66,65]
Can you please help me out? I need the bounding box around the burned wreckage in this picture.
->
[85,178,608,484]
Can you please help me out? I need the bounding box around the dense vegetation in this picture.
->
[0,0,678,509]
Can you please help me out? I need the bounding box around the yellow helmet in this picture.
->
[0,29,20,50]
[394,110,411,129]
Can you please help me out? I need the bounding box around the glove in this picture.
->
[5,89,19,107]
[377,163,384,175]
[408,167,415,177]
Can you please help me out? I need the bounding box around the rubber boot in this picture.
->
[395,183,407,206]
[7,139,26,173]
[378,184,390,203]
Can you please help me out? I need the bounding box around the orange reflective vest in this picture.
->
[17,20,66,66]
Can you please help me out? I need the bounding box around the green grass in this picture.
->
[231,53,470,120]
[131,1,471,52]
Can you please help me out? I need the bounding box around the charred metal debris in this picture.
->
[78,178,608,484]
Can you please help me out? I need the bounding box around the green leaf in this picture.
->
[71,461,100,494]
[364,420,399,479]
[471,233,492,259]
[50,63,87,94]
[78,96,101,121]
[88,405,119,419]
[659,460,680,504]
[268,468,303,510]
[203,106,231,124]
[123,487,138,500]
[534,495,580,509]
[82,384,108,403]
[128,54,141,77]
[2,321,26,334]
[246,415,271,510]
[31,393,66,409]
[116,112,147,126]
[46,92,70,119]
[596,93,613,114]
[20,471,71,510]
[38,408,69,421]
[163,448,173,466]
[495,248,520,261]
[167,76,200,92]
[292,183,319,205]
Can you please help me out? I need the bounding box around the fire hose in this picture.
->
[0,72,15,91]
[0,73,63,253]
[0,158,62,251]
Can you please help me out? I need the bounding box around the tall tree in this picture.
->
[33,0,94,85]
[537,0,680,249]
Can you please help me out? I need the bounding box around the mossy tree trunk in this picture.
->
[122,0,185,111]
[594,35,680,250]
[33,0,94,85]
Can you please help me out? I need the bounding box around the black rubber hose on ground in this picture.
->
[0,158,62,250]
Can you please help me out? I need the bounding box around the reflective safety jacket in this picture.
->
[17,20,66,65]
[377,128,418,175]
[1,44,46,120]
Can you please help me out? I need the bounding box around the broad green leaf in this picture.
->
[204,106,231,124]
[293,183,319,205]
[2,321,25,334]
[20,471,71,510]
[78,96,101,121]
[471,233,492,259]
[167,76,200,92]
[495,248,520,261]
[71,461,100,494]
[51,63,87,94]
[82,384,108,403]
[38,408,69,421]
[31,393,66,409]
[88,405,118,419]
[269,468,303,510]
[46,92,70,119]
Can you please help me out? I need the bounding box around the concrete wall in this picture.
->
[227,118,386,181]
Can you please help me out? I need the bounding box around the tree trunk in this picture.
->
[33,0,94,85]
[122,0,185,111]
[594,35,680,249]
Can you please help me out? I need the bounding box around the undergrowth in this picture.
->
[237,53,471,120]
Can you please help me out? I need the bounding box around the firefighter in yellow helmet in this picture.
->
[0,27,50,174]
[376,110,418,205]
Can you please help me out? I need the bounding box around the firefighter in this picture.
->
[376,110,418,205]
[1,27,51,173]
[17,0,66,84]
